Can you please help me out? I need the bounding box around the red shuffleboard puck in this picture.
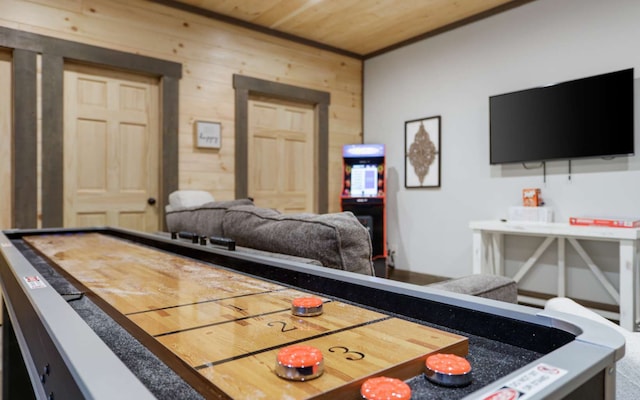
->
[291,296,324,317]
[275,345,324,381]
[425,353,472,387]
[360,376,411,400]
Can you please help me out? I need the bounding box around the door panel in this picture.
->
[64,64,159,232]
[119,123,147,190]
[76,119,108,190]
[248,98,315,213]
[253,136,278,191]
[77,213,107,227]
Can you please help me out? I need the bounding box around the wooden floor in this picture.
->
[22,233,468,399]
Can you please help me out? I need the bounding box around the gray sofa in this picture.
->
[166,199,375,275]
[166,197,517,302]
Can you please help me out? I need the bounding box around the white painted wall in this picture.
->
[364,0,640,304]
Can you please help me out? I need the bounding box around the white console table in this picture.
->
[470,220,640,331]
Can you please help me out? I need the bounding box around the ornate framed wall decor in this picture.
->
[405,116,441,188]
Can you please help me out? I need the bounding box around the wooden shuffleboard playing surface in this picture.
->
[24,233,468,399]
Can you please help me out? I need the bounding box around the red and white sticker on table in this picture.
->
[477,363,568,400]
[24,275,47,289]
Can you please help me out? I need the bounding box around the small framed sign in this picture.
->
[195,121,221,149]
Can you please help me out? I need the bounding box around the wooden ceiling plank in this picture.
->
[161,0,527,56]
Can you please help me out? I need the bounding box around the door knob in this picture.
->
[147,197,157,205]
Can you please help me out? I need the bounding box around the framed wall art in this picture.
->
[405,116,441,188]
[195,120,222,149]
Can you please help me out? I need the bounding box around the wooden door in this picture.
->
[248,98,315,213]
[63,64,159,231]
[0,50,11,229]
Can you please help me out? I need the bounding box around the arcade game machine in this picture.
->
[341,144,387,277]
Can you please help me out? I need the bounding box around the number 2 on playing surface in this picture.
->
[267,320,298,332]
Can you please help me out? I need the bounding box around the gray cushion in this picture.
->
[222,205,374,275]
[428,274,518,303]
[165,198,254,237]
[233,246,324,267]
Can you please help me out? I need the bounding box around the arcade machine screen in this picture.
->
[350,164,378,197]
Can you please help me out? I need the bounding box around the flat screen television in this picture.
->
[489,68,634,164]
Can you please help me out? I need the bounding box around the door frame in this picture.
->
[233,75,330,214]
[1,26,181,229]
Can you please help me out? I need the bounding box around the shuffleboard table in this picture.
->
[0,227,624,399]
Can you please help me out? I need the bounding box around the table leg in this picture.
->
[472,229,484,274]
[558,238,565,297]
[619,239,638,331]
[472,231,504,275]
[491,233,504,276]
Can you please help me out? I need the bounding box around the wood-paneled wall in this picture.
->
[0,0,363,213]
[0,50,11,228]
